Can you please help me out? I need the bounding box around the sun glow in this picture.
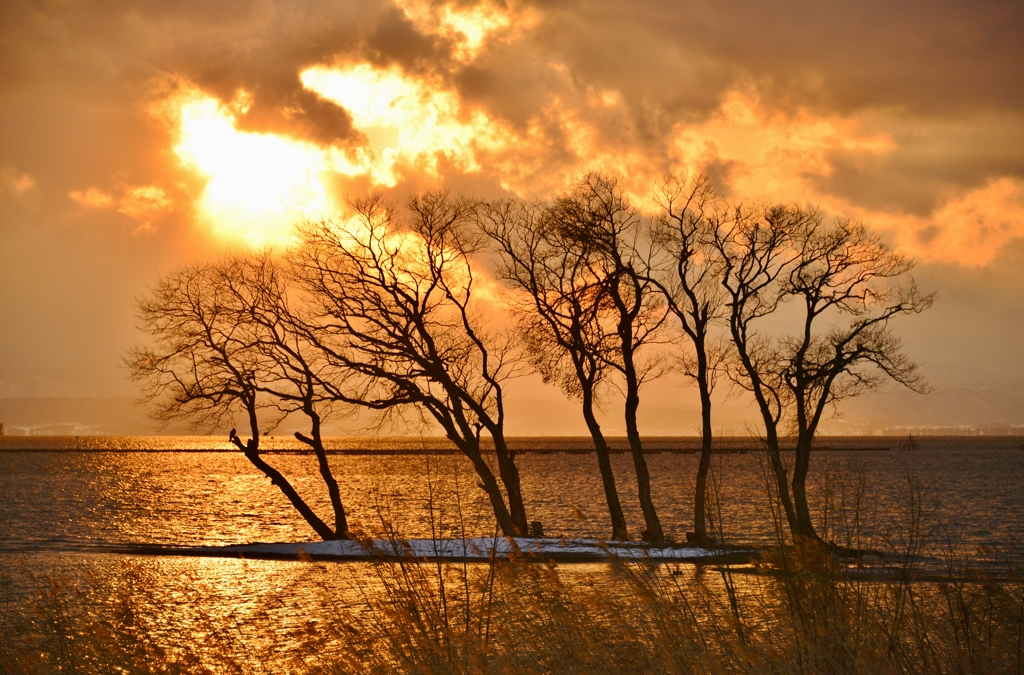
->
[168,87,333,247]
[158,67,519,247]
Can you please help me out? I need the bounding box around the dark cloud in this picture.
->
[528,0,1024,115]
[6,0,1019,162]
[814,112,1024,215]
[233,88,356,146]
[363,5,445,68]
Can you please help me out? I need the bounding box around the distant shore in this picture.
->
[4,433,1024,453]
[0,445,893,454]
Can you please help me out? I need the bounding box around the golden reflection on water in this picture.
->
[3,437,1024,669]
[2,438,1024,552]
[2,553,712,669]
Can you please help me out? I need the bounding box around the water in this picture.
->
[3,435,1024,553]
[2,435,1023,666]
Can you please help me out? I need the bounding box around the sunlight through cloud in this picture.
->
[301,63,507,186]
[167,86,332,248]
[157,64,1024,267]
[394,0,535,62]
[670,89,895,202]
[69,187,116,209]
[846,177,1024,266]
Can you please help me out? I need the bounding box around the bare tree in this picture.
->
[650,174,729,546]
[551,174,670,542]
[480,199,629,540]
[125,257,349,540]
[714,205,934,542]
[781,214,934,540]
[215,253,353,538]
[712,204,806,538]
[291,191,529,537]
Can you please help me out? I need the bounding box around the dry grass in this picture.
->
[4,546,1022,674]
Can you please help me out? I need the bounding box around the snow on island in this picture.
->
[148,538,758,564]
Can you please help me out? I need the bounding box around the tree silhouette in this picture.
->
[781,214,934,540]
[291,192,529,537]
[549,174,670,542]
[214,253,352,538]
[650,173,729,545]
[126,257,348,540]
[125,181,934,550]
[713,204,934,541]
[712,204,806,537]
[481,198,629,540]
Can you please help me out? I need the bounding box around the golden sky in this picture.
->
[1,0,1023,433]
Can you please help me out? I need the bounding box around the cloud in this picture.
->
[158,55,1024,269]
[301,62,507,184]
[68,183,172,233]
[69,187,116,209]
[394,0,536,62]
[116,185,171,232]
[535,0,1024,115]
[880,177,1024,266]
[669,88,895,201]
[1,166,35,196]
[9,0,1021,264]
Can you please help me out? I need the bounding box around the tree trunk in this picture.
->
[624,376,664,542]
[463,444,518,537]
[732,333,800,541]
[582,386,629,540]
[492,435,528,535]
[230,420,337,541]
[763,430,799,539]
[295,407,349,539]
[692,369,714,546]
[436,407,519,537]
[791,435,818,540]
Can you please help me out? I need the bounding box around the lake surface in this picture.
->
[2,435,1024,555]
[2,435,1023,666]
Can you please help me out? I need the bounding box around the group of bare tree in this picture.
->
[127,173,932,547]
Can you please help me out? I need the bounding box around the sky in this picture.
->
[1,0,1023,435]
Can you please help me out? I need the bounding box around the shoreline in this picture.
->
[110,539,1018,581]
[111,537,759,564]
[117,536,753,565]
